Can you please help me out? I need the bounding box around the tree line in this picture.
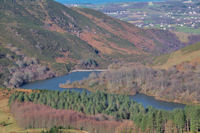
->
[9,90,200,133]
[11,102,130,133]
[68,64,200,104]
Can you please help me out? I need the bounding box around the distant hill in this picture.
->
[0,0,186,88]
[153,42,200,69]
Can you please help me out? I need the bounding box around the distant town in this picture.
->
[69,0,200,34]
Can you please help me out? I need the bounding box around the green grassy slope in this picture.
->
[0,0,102,63]
[153,42,200,69]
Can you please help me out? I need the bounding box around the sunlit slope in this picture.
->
[154,42,200,69]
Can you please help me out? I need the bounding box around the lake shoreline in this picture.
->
[140,91,197,106]
[59,82,190,106]
[21,68,193,106]
[71,69,107,72]
[21,71,188,110]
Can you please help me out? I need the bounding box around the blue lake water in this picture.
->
[21,71,185,111]
[56,0,164,5]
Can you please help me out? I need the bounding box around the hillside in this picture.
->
[153,42,200,69]
[0,0,186,88]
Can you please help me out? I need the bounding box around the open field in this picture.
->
[0,98,22,133]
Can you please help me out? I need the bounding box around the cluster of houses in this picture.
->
[104,0,200,31]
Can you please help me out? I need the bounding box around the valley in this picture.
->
[0,0,200,133]
[0,0,189,89]
[82,0,200,34]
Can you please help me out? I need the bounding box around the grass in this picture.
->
[0,0,104,64]
[106,34,136,49]
[173,31,190,43]
[153,42,200,69]
[181,42,200,54]
[175,26,200,34]
[148,25,200,34]
[152,53,170,66]
[0,98,22,133]
[143,20,155,24]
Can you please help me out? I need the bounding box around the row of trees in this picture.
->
[9,90,200,133]
[11,102,130,133]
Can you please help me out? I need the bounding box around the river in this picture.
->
[21,71,185,111]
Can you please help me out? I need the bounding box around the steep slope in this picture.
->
[153,42,200,69]
[75,8,185,55]
[0,0,185,88]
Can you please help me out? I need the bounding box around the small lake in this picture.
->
[21,71,185,111]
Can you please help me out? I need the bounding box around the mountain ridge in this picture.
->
[0,0,187,88]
